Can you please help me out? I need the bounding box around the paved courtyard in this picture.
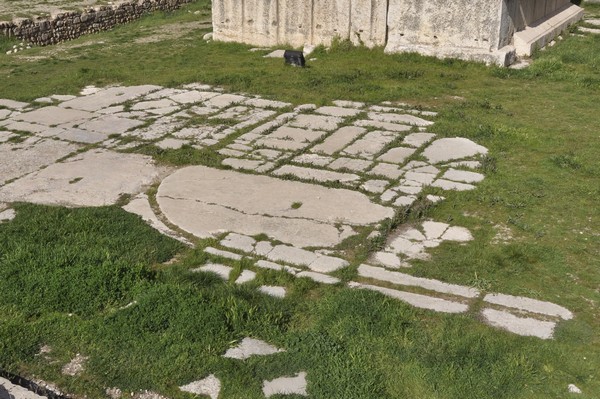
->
[0,83,575,397]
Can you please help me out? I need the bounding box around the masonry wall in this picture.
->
[0,0,192,46]
[212,0,387,48]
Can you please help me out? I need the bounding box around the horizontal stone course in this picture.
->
[1,0,193,46]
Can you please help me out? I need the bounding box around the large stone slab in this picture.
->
[1,377,47,399]
[15,106,94,126]
[59,85,160,112]
[0,150,163,206]
[422,138,488,163]
[0,139,80,186]
[481,308,556,339]
[157,166,393,248]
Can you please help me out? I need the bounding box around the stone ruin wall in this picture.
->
[0,0,193,46]
[212,0,580,65]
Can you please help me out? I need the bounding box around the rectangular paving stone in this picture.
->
[308,255,349,273]
[483,293,573,320]
[244,98,291,109]
[288,114,343,131]
[342,131,396,159]
[170,90,220,104]
[57,129,108,144]
[205,94,248,108]
[270,126,324,143]
[332,100,365,108]
[273,165,360,183]
[255,137,308,151]
[0,99,28,109]
[328,157,372,172]
[204,247,243,260]
[354,119,412,132]
[266,245,318,266]
[368,163,404,179]
[431,179,476,191]
[315,106,362,118]
[311,126,367,155]
[482,308,556,339]
[15,106,94,126]
[378,147,416,164]
[222,158,264,171]
[350,282,469,313]
[296,271,340,284]
[78,115,145,134]
[3,121,49,134]
[193,263,233,280]
[368,112,434,127]
[403,132,436,147]
[60,85,160,111]
[358,264,479,298]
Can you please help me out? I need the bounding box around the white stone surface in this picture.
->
[484,293,573,320]
[315,106,361,117]
[568,384,582,394]
[431,179,476,191]
[259,285,287,298]
[343,131,396,159]
[422,221,449,240]
[235,270,257,284]
[262,372,307,398]
[15,106,94,126]
[179,375,221,399]
[0,99,28,109]
[0,150,161,207]
[289,114,343,131]
[403,132,436,147]
[441,226,473,242]
[0,208,16,222]
[194,263,233,280]
[358,264,479,298]
[354,119,412,132]
[368,112,433,127]
[422,138,488,164]
[481,308,556,339]
[297,271,340,284]
[308,255,349,273]
[369,163,403,179]
[224,337,284,359]
[123,194,190,245]
[0,139,80,185]
[328,157,372,172]
[361,180,389,193]
[0,377,47,399]
[204,247,243,260]
[61,85,159,112]
[350,282,468,313]
[220,233,256,253]
[273,165,360,183]
[266,245,318,266]
[157,166,392,248]
[378,147,416,164]
[372,251,405,269]
[442,168,485,183]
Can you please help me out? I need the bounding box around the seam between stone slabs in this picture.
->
[157,195,376,228]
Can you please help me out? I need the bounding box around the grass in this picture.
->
[1,0,600,397]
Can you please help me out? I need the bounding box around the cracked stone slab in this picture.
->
[262,372,307,397]
[368,112,434,127]
[123,194,190,245]
[15,106,94,126]
[422,138,488,163]
[328,157,372,172]
[481,308,556,339]
[0,150,162,206]
[314,106,361,118]
[422,221,449,240]
[223,337,284,359]
[220,233,256,253]
[350,282,468,313]
[157,166,392,248]
[59,85,160,112]
[343,131,396,159]
[267,245,318,266]
[403,132,436,147]
[288,114,343,131]
[378,147,417,164]
[259,285,287,298]
[0,139,80,186]
[194,263,233,280]
[78,115,145,135]
[273,165,361,183]
[204,247,243,260]
[179,375,221,399]
[358,264,479,298]
[354,119,412,132]
[0,99,28,109]
[483,293,573,320]
[311,126,367,155]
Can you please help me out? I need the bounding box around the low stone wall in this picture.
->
[0,0,193,46]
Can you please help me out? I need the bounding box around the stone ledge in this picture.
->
[384,43,516,67]
[514,4,584,56]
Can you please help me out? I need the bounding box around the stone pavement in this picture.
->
[0,83,575,396]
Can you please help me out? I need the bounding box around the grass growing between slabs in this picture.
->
[0,0,599,397]
[0,204,593,399]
